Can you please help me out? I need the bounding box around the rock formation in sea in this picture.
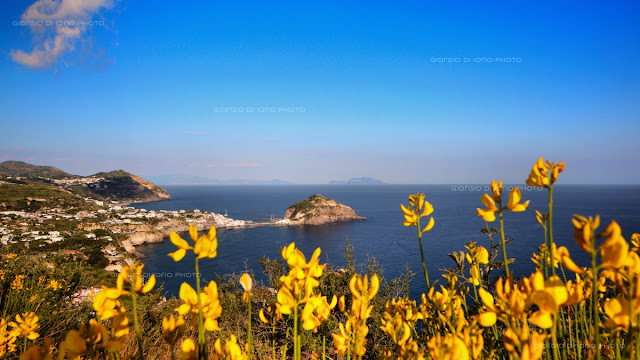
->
[283,194,366,225]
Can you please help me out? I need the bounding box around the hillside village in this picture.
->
[0,201,247,245]
[0,193,248,271]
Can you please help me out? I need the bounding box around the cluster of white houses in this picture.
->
[0,203,246,246]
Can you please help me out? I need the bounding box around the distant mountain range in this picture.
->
[146,175,385,185]
[0,161,170,204]
[329,177,384,185]
[144,174,293,185]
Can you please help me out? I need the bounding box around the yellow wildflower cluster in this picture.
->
[401,193,436,288]
[380,296,423,359]
[9,312,40,341]
[334,274,379,357]
[86,261,156,357]
[273,243,335,359]
[0,319,17,357]
[212,335,249,360]
[167,224,224,359]
[465,242,489,286]
[276,244,330,321]
[476,179,530,223]
[177,281,222,331]
[11,274,25,291]
[46,279,63,291]
[525,157,566,188]
[475,179,529,277]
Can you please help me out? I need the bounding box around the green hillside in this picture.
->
[0,161,79,180]
[0,161,170,204]
[0,183,90,211]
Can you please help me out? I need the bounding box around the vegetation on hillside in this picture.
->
[0,183,89,211]
[0,161,77,180]
[285,194,329,219]
[0,160,170,204]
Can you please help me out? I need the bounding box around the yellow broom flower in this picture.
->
[9,312,39,341]
[0,318,17,357]
[631,233,640,252]
[117,261,156,295]
[59,330,87,359]
[179,338,197,360]
[556,246,584,274]
[527,273,568,329]
[476,194,498,222]
[427,333,468,360]
[46,279,62,291]
[213,334,249,360]
[535,210,547,227]
[476,288,497,327]
[301,294,337,332]
[603,296,635,329]
[505,187,529,212]
[259,303,282,325]
[169,224,217,261]
[401,193,435,232]
[162,314,186,346]
[239,273,253,303]
[572,214,599,252]
[599,220,629,269]
[525,157,565,188]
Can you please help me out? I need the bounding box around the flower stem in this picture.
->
[111,327,121,360]
[347,321,351,360]
[272,322,277,360]
[551,314,561,360]
[131,292,144,359]
[247,295,252,357]
[635,313,639,360]
[591,253,600,359]
[416,217,430,289]
[543,224,548,278]
[194,258,206,359]
[322,334,326,360]
[548,185,556,276]
[499,211,509,278]
[293,304,299,360]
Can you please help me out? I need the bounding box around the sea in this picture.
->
[131,185,640,300]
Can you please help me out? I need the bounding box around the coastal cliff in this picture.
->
[283,194,366,225]
[85,170,171,203]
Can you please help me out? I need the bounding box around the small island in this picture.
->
[282,194,366,225]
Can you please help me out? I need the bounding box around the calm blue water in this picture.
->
[132,185,640,300]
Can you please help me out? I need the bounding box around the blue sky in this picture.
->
[1,0,639,184]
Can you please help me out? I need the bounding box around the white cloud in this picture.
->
[10,0,114,68]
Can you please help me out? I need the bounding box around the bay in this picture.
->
[132,185,640,299]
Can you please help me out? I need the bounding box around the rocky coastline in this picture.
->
[122,194,365,258]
